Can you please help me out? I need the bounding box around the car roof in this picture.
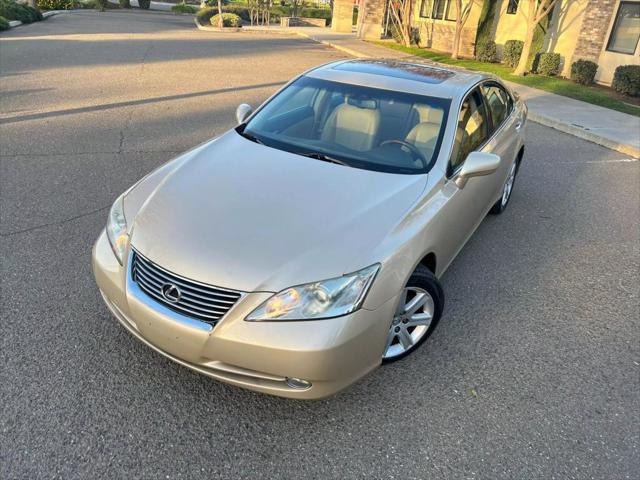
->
[305,59,487,100]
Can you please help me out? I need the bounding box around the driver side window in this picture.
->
[449,89,489,175]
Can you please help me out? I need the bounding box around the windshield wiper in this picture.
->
[299,151,349,166]
[238,129,264,145]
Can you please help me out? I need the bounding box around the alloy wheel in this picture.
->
[501,161,517,207]
[383,287,434,360]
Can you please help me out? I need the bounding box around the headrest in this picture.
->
[346,95,378,110]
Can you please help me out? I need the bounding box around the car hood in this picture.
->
[128,130,426,292]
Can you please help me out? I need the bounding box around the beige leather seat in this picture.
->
[404,105,445,164]
[405,122,440,161]
[321,97,380,152]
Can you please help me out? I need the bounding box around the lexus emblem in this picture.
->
[161,283,182,304]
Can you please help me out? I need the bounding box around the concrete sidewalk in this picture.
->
[243,25,640,157]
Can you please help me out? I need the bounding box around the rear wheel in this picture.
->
[382,265,444,363]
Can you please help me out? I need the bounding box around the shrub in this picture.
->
[612,65,640,97]
[0,14,8,29]
[475,40,497,63]
[570,59,598,85]
[503,40,523,68]
[0,0,42,22]
[204,2,250,20]
[210,12,241,27]
[138,0,150,9]
[299,7,331,19]
[171,2,196,13]
[37,0,77,10]
[93,0,107,9]
[536,52,561,76]
[119,0,130,8]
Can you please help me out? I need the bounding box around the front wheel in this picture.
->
[489,158,518,215]
[382,265,444,363]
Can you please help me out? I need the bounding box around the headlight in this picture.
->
[106,193,128,265]
[246,264,379,321]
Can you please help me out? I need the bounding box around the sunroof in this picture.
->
[332,60,454,84]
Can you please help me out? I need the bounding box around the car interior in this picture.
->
[245,79,450,173]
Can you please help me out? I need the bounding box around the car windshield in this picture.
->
[241,76,451,174]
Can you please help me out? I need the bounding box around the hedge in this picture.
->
[503,40,523,68]
[475,40,497,63]
[138,0,150,9]
[171,2,196,13]
[36,0,77,10]
[0,0,42,23]
[0,14,8,29]
[570,59,598,85]
[536,52,561,76]
[210,12,241,27]
[612,65,640,97]
[119,0,130,8]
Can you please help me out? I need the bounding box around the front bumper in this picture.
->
[92,230,397,399]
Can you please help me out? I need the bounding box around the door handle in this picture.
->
[515,120,523,131]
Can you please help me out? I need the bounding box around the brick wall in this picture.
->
[572,0,618,61]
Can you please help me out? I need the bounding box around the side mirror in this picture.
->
[455,152,501,189]
[235,103,253,125]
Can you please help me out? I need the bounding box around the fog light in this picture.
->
[286,377,312,390]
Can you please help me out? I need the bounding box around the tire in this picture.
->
[382,264,444,363]
[489,155,521,215]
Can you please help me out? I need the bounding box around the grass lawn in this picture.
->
[375,42,640,118]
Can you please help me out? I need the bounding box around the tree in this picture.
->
[217,0,224,28]
[513,0,559,76]
[388,0,414,47]
[291,0,302,17]
[451,0,475,59]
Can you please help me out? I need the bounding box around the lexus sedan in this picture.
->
[93,59,527,399]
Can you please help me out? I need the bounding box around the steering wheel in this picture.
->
[379,139,427,168]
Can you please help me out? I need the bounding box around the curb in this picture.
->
[527,111,640,158]
[193,19,240,32]
[4,10,64,29]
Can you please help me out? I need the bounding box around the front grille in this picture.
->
[131,250,243,324]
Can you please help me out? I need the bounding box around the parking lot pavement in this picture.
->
[1,11,639,480]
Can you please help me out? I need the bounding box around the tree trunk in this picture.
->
[402,0,412,47]
[451,18,462,59]
[513,21,535,75]
[217,0,224,28]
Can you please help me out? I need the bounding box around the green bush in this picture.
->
[503,40,523,68]
[298,7,331,19]
[138,0,150,9]
[171,2,196,13]
[0,0,42,22]
[475,40,497,63]
[207,0,251,22]
[93,0,107,9]
[37,0,78,10]
[119,0,130,8]
[612,65,640,97]
[0,14,8,29]
[210,12,241,27]
[570,59,598,85]
[536,52,561,76]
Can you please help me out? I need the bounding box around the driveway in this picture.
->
[1,11,638,480]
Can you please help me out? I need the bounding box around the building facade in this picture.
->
[357,0,640,85]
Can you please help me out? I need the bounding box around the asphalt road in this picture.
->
[1,11,639,480]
